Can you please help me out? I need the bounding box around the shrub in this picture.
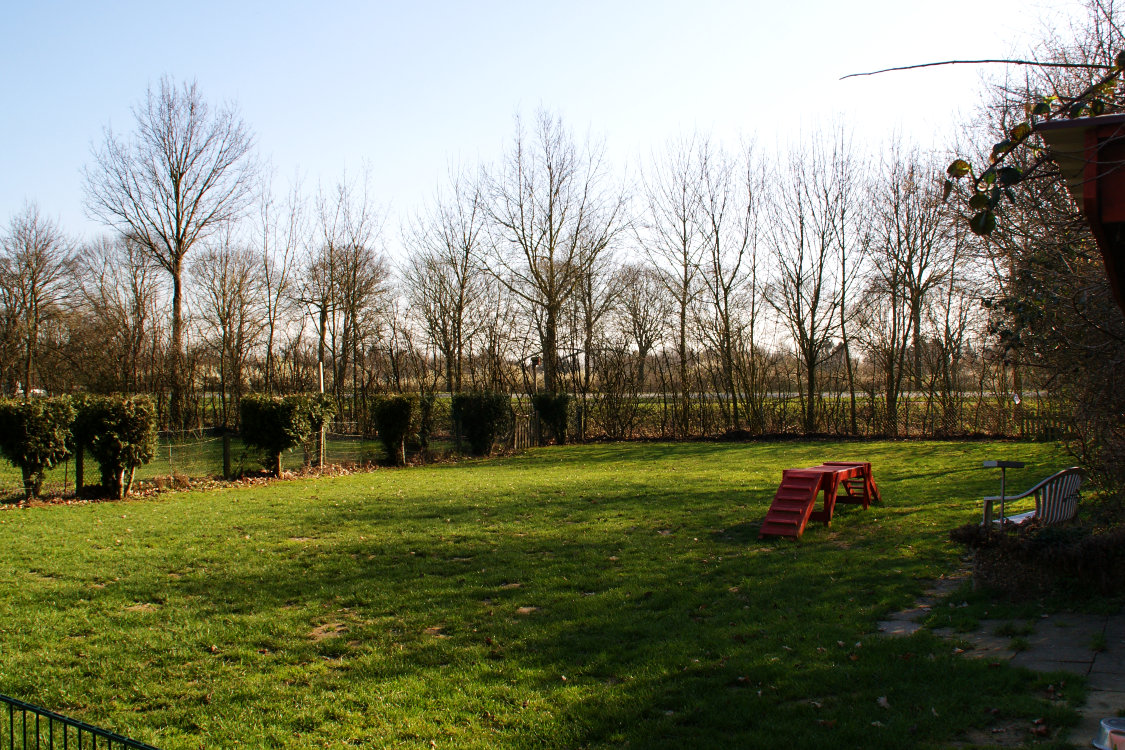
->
[950,517,1125,597]
[452,391,512,456]
[303,392,337,433]
[73,395,157,499]
[373,394,417,465]
[240,394,310,477]
[289,393,337,464]
[0,396,76,499]
[532,393,570,445]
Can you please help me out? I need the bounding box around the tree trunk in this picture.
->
[543,304,559,394]
[804,359,817,433]
[169,263,186,430]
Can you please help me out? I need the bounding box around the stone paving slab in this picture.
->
[962,634,1018,661]
[1092,649,1125,674]
[1081,690,1125,715]
[1087,670,1125,691]
[1009,655,1089,674]
[877,619,924,636]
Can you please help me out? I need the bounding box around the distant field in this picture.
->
[0,440,1082,748]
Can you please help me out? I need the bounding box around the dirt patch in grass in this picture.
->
[953,719,1059,747]
[308,622,348,641]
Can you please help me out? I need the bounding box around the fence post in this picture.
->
[318,426,325,470]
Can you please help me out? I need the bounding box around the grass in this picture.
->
[0,439,1084,748]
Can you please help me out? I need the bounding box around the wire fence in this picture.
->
[0,420,530,501]
[0,432,392,501]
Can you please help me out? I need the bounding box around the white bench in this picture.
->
[983,466,1084,526]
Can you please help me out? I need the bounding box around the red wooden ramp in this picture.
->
[758,470,823,540]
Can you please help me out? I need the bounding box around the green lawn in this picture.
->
[0,440,1083,748]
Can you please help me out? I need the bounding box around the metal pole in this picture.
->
[999,467,1006,525]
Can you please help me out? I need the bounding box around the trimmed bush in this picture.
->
[302,392,337,433]
[532,393,570,445]
[73,395,157,499]
[241,393,335,477]
[373,394,417,465]
[291,392,338,464]
[452,391,512,456]
[0,396,76,499]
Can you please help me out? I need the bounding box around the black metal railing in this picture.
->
[1,694,159,750]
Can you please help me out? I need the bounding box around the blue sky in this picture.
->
[1,1,1075,246]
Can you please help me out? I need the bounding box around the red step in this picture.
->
[759,471,823,540]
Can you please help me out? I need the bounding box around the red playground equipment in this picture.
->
[758,461,881,540]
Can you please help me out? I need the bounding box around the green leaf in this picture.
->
[991,140,1012,160]
[1091,99,1106,115]
[1116,50,1125,70]
[1009,122,1032,141]
[997,166,1022,186]
[981,170,998,186]
[946,159,972,179]
[969,192,992,210]
[1069,103,1087,119]
[942,179,953,202]
[969,210,997,236]
[1031,101,1051,116]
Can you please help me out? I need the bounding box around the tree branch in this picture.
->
[840,58,1111,80]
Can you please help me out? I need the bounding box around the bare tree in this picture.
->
[613,262,668,389]
[0,204,75,397]
[485,110,625,395]
[402,168,488,393]
[257,171,306,394]
[75,236,165,393]
[863,148,951,434]
[190,233,265,428]
[84,76,257,428]
[824,128,868,434]
[696,141,760,431]
[639,135,707,436]
[303,174,390,426]
[765,142,844,433]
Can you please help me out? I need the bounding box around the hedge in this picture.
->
[241,393,336,476]
[0,396,76,499]
[373,394,417,466]
[452,391,512,456]
[532,393,570,445]
[73,394,157,499]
